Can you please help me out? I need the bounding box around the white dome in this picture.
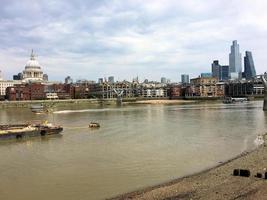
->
[22,50,44,83]
[25,59,41,68]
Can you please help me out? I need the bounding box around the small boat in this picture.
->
[223,97,248,104]
[89,122,100,128]
[0,121,63,140]
[30,104,46,114]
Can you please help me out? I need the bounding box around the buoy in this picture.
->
[233,169,239,176]
[239,169,250,177]
[255,173,262,178]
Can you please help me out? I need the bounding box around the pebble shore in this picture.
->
[109,134,267,200]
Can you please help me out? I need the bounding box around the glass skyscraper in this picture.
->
[211,60,229,81]
[244,51,256,80]
[181,74,189,84]
[229,40,242,79]
[220,65,229,81]
[212,60,220,79]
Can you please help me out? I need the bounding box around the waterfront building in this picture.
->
[0,80,21,96]
[6,83,75,101]
[215,82,225,97]
[181,74,189,84]
[22,50,45,83]
[224,79,263,97]
[6,85,30,101]
[229,40,242,79]
[188,77,219,97]
[141,87,167,98]
[0,72,22,97]
[6,83,45,101]
[244,51,256,80]
[108,76,115,83]
[201,73,212,78]
[169,85,184,99]
[161,77,167,84]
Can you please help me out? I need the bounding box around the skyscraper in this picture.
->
[244,51,256,80]
[181,74,189,84]
[65,76,73,84]
[108,76,114,83]
[161,77,167,84]
[211,61,229,81]
[229,40,242,79]
[212,60,220,79]
[220,65,229,81]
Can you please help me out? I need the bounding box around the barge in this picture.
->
[0,122,63,140]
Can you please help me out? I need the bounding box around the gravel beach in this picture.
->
[109,134,267,200]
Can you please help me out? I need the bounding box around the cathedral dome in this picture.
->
[22,50,44,83]
[25,51,41,69]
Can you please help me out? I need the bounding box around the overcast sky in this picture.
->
[0,0,266,82]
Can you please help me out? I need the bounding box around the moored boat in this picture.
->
[223,97,248,104]
[89,122,100,128]
[0,122,63,140]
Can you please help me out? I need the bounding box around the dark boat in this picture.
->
[0,122,63,140]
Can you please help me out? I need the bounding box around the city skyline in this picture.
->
[0,0,267,81]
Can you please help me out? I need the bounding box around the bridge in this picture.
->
[261,73,267,111]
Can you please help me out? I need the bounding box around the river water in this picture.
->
[0,101,266,200]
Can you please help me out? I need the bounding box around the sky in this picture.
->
[0,0,267,82]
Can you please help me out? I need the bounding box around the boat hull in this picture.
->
[0,124,63,140]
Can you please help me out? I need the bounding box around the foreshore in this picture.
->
[109,134,267,200]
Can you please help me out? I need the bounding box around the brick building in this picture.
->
[186,77,223,97]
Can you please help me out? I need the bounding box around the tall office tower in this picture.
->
[98,78,103,84]
[181,74,189,84]
[65,76,73,84]
[212,60,220,79]
[220,65,229,81]
[13,73,23,80]
[43,74,48,81]
[229,40,242,79]
[161,77,167,84]
[244,51,256,80]
[108,76,114,83]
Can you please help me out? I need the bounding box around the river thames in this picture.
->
[0,101,266,200]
